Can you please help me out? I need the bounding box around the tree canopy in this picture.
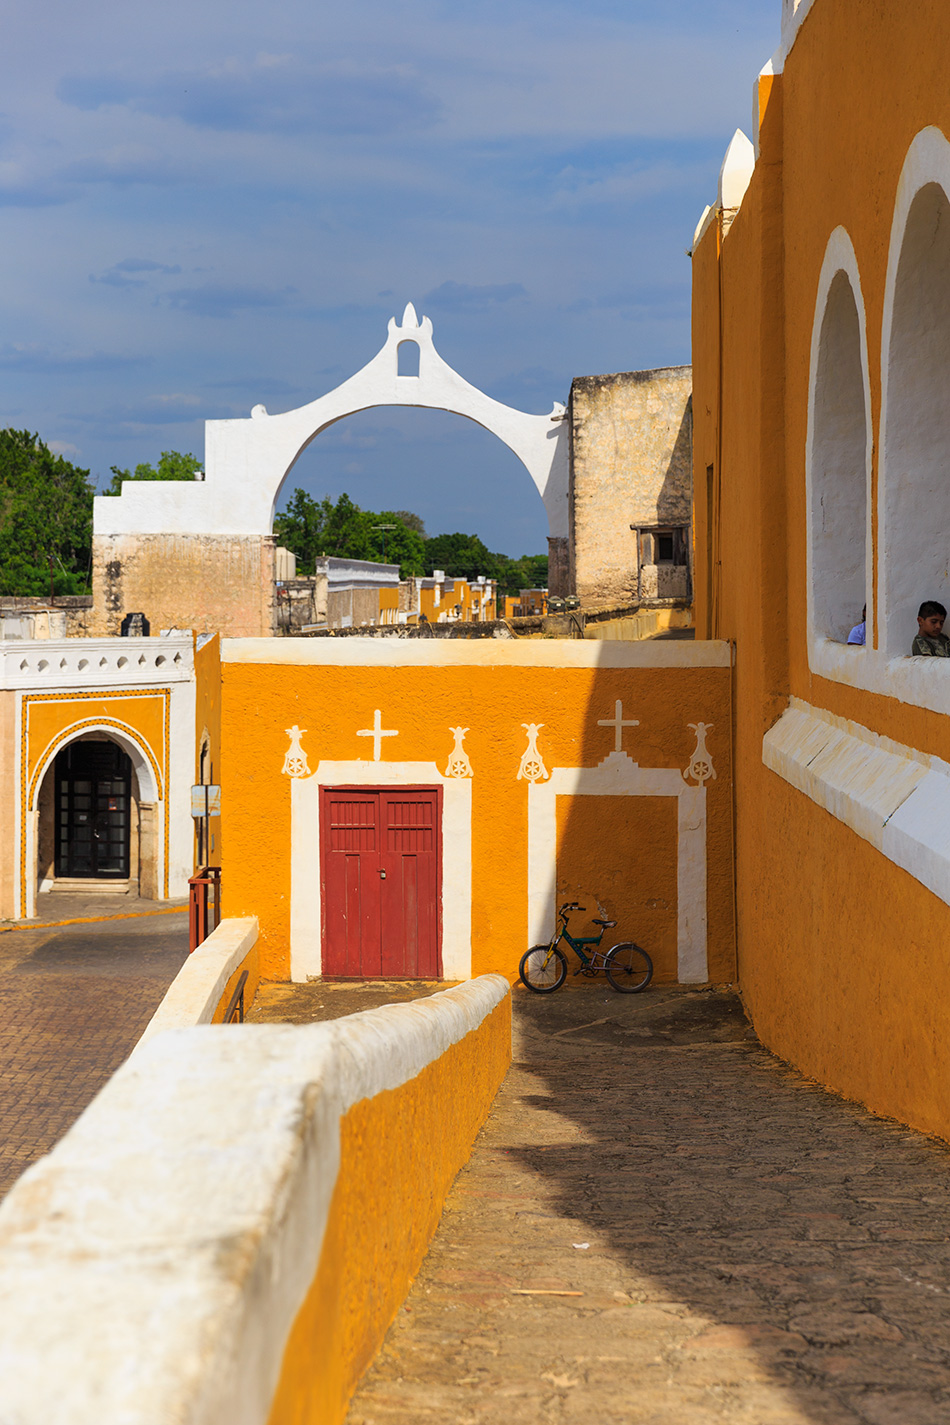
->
[273,491,428,577]
[0,430,94,596]
[104,450,202,495]
[274,489,548,593]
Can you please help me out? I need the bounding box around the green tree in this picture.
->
[104,449,202,495]
[422,532,500,583]
[391,509,426,538]
[0,430,95,596]
[273,491,427,577]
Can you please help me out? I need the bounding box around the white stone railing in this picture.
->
[1,634,194,689]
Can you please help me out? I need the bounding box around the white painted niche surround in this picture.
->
[806,131,950,718]
[290,764,472,983]
[527,751,709,984]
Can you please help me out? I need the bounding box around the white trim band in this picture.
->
[763,698,950,906]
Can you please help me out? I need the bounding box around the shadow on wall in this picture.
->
[531,635,734,992]
[656,396,693,526]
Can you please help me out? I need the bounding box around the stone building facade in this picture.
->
[569,367,692,607]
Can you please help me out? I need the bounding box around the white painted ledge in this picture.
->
[134,916,258,1052]
[809,636,950,719]
[221,637,732,670]
[0,975,510,1425]
[763,698,950,906]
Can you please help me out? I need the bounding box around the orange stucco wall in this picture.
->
[218,650,734,983]
[266,993,511,1425]
[692,0,950,1139]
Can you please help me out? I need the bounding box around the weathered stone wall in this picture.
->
[0,598,93,639]
[91,535,277,638]
[569,366,692,605]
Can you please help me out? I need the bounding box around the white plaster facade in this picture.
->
[94,304,570,541]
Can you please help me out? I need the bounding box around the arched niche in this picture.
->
[882,130,950,657]
[807,230,871,649]
[27,723,164,913]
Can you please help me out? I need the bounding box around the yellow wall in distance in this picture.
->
[556,794,677,982]
[218,654,734,984]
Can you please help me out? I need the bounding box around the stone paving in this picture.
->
[333,984,950,1425]
[0,912,189,1197]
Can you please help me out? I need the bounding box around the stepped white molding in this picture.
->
[763,699,950,907]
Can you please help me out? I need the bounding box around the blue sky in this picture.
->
[1,0,778,555]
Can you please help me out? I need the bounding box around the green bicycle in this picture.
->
[519,901,653,995]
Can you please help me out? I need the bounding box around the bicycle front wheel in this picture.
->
[519,944,568,993]
[604,942,653,993]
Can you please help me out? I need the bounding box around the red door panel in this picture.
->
[322,793,381,976]
[380,793,440,978]
[321,787,441,978]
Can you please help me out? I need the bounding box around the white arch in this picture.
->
[805,227,872,665]
[880,126,950,658]
[93,304,570,540]
[29,721,161,811]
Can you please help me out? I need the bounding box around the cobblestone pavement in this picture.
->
[338,984,950,1425]
[0,912,189,1197]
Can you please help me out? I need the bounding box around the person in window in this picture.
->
[847,605,866,646]
[911,600,950,656]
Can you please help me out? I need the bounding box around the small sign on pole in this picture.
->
[191,785,222,818]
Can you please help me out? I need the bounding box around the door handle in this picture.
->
[379,869,386,879]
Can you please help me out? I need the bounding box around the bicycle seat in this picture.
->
[593,917,617,927]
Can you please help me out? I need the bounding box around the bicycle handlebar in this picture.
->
[559,902,585,913]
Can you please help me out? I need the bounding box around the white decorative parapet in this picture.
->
[0,975,511,1425]
[94,304,570,540]
[134,917,259,1051]
[1,634,194,690]
[764,698,950,905]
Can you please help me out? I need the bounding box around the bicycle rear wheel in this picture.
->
[604,942,653,993]
[519,944,568,993]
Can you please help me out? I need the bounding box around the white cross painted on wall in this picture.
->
[357,709,399,761]
[597,700,640,754]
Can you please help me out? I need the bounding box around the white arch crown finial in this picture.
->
[93,304,571,541]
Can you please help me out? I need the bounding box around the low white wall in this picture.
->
[135,915,258,1051]
[0,975,510,1425]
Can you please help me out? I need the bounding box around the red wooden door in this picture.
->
[321,787,441,978]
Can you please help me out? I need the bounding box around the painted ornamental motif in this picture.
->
[684,722,716,786]
[444,727,474,778]
[517,723,549,783]
[282,726,310,778]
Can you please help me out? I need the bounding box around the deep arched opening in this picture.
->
[883,180,950,655]
[809,268,869,644]
[34,731,161,905]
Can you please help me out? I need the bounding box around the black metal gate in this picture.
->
[55,741,132,879]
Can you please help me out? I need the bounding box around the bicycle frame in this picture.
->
[551,913,610,972]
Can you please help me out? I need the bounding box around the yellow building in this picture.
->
[692,0,950,1138]
[0,632,202,918]
[214,637,734,985]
